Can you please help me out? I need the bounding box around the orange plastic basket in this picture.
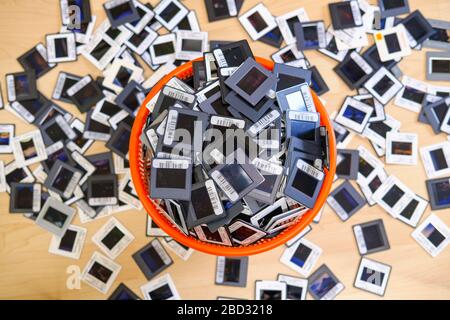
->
[129,57,337,256]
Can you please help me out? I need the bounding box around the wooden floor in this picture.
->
[0,0,449,300]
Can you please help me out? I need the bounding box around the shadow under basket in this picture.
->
[129,57,337,256]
